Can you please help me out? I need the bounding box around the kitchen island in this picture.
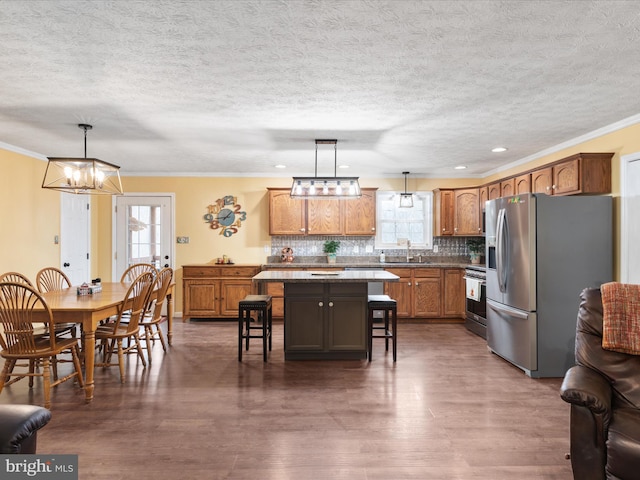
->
[253,270,399,360]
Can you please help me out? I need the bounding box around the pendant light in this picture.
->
[399,171,413,208]
[42,124,123,195]
[290,139,361,198]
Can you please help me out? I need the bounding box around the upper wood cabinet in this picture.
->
[434,189,455,235]
[487,182,501,200]
[515,173,531,194]
[479,186,489,210]
[500,178,515,198]
[306,198,342,235]
[531,167,553,194]
[435,188,480,236]
[454,188,481,235]
[344,188,376,235]
[531,153,613,196]
[269,189,306,235]
[268,188,377,236]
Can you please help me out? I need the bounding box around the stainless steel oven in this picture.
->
[464,266,487,339]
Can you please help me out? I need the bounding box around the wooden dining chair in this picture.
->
[120,263,157,283]
[0,272,34,287]
[0,282,84,409]
[36,267,72,293]
[96,271,155,383]
[139,267,173,364]
[34,268,78,341]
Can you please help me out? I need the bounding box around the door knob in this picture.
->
[164,255,169,260]
[164,264,169,268]
[63,262,70,267]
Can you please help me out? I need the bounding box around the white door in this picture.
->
[113,194,174,281]
[60,194,91,285]
[621,154,640,284]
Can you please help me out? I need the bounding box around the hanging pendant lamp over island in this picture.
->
[290,139,361,199]
[42,123,123,195]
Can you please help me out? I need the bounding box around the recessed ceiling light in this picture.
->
[492,147,508,153]
[274,164,286,169]
[454,165,467,170]
[338,164,349,169]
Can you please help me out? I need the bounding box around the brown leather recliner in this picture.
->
[560,287,640,480]
[0,404,51,453]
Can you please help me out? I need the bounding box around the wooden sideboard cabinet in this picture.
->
[182,265,260,321]
[268,188,377,236]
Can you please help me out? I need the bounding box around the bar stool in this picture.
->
[367,294,397,362]
[238,295,272,362]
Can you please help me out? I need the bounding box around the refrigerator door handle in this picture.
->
[487,299,529,319]
[496,207,508,293]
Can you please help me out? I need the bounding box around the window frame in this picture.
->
[374,190,434,250]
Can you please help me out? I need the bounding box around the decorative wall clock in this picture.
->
[204,195,247,237]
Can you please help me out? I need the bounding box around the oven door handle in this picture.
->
[463,276,486,285]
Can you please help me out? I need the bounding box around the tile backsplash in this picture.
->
[269,236,476,259]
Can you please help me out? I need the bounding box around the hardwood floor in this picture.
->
[0,321,573,479]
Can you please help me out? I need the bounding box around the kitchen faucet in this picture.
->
[406,240,413,262]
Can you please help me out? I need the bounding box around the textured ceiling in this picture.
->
[1,0,640,178]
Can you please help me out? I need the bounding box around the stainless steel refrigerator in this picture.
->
[485,193,612,378]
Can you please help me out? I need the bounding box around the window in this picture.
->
[375,191,433,249]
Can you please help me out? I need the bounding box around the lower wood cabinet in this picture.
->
[182,265,260,321]
[384,267,464,320]
[284,282,367,359]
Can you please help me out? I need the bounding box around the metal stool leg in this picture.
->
[238,308,244,362]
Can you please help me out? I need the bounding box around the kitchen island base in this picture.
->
[285,282,368,360]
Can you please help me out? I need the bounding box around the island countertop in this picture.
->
[252,270,399,283]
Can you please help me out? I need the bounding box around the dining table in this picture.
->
[39,281,174,403]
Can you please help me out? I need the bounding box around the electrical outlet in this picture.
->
[176,236,189,244]
[365,245,373,253]
[353,245,359,253]
[433,245,438,253]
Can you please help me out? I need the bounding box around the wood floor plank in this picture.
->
[0,321,573,479]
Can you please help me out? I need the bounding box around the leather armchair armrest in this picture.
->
[0,405,52,454]
[561,365,612,421]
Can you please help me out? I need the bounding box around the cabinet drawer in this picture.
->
[183,266,221,277]
[221,266,260,277]
[413,268,441,278]
[385,268,412,278]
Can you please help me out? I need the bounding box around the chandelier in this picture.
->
[42,124,123,195]
[290,139,361,198]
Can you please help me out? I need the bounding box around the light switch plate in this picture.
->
[176,236,189,244]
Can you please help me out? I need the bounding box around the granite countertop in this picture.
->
[252,270,400,283]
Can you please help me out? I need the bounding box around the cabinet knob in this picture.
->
[408,282,412,287]
[300,228,306,232]
[415,282,419,286]
[371,227,376,231]
[329,301,334,307]
[442,228,445,232]
[318,301,323,307]
[552,184,557,190]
